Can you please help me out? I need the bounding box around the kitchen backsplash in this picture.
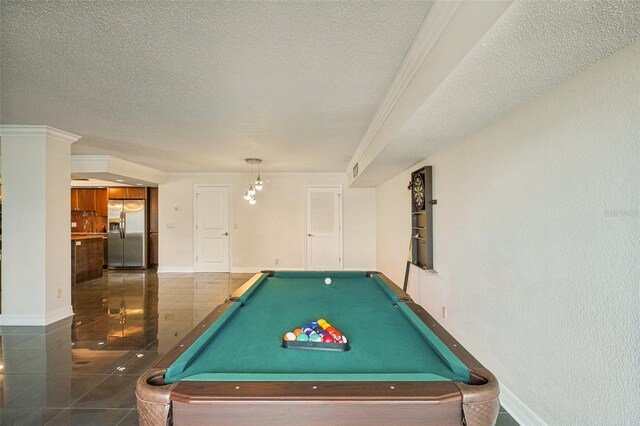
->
[71,212,107,233]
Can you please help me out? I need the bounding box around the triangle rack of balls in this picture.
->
[282,318,350,352]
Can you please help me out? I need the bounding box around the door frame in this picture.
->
[304,185,344,271]
[193,184,231,272]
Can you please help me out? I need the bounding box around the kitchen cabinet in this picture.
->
[77,189,95,211]
[71,188,108,215]
[148,187,158,266]
[108,187,127,199]
[71,189,79,210]
[95,188,108,216]
[71,236,104,284]
[71,188,95,211]
[127,187,146,198]
[108,187,146,199]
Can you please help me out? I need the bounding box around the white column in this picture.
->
[0,125,80,326]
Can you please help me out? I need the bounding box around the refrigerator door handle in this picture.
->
[120,210,126,239]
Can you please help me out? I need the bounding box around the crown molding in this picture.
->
[348,2,460,172]
[0,125,81,144]
[168,171,347,178]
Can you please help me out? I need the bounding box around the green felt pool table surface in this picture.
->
[136,271,500,426]
[164,271,469,383]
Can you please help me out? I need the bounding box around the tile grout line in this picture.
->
[115,407,138,426]
[41,373,114,425]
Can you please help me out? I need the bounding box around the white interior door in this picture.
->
[194,186,230,272]
[306,186,343,270]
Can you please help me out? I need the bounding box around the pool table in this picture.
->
[136,271,499,425]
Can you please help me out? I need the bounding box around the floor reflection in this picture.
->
[0,269,253,425]
[72,270,158,351]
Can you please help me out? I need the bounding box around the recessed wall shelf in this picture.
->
[410,166,434,270]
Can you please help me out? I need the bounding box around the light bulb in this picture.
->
[249,197,256,205]
[243,190,251,200]
[255,174,263,191]
[248,183,256,196]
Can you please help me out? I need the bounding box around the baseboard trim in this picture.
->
[46,306,74,325]
[0,305,73,326]
[0,314,46,326]
[500,381,548,426]
[157,266,363,274]
[231,267,305,273]
[343,267,376,271]
[157,267,194,274]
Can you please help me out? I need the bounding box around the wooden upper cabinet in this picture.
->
[108,187,146,199]
[77,189,95,211]
[108,187,128,199]
[71,188,109,216]
[95,188,108,216]
[126,187,146,199]
[71,188,79,210]
[71,188,95,211]
[148,187,159,232]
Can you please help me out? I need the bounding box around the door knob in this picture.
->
[307,233,313,237]
[222,232,229,236]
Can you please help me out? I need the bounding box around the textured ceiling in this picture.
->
[0,1,431,172]
[353,0,640,186]
[2,1,638,184]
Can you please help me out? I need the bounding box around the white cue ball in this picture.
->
[324,277,332,285]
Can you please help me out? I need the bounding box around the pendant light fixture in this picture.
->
[244,158,264,204]
[254,160,263,191]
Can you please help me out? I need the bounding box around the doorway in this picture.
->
[305,186,343,270]
[194,185,230,272]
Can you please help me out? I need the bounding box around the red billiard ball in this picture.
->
[322,334,334,343]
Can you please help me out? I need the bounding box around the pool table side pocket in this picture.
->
[372,273,414,302]
[228,272,267,301]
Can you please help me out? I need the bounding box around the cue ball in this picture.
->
[324,278,332,285]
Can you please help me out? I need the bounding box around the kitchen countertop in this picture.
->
[71,233,108,240]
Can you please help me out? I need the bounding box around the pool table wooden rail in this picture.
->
[136,272,499,426]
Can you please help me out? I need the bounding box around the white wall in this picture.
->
[1,126,76,325]
[376,40,640,425]
[159,172,375,272]
[45,137,74,319]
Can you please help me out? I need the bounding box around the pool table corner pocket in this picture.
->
[454,367,500,426]
[136,368,177,426]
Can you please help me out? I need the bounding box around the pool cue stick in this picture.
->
[403,237,412,292]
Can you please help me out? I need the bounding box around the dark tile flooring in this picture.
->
[0,270,519,425]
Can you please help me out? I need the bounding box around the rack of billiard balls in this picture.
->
[282,319,350,351]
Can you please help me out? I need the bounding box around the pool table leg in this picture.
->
[136,368,175,426]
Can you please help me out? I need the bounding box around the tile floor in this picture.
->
[0,270,519,425]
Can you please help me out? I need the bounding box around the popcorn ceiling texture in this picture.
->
[0,1,430,173]
[357,0,640,187]
[1,1,637,186]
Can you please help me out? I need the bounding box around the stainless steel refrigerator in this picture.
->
[108,199,146,268]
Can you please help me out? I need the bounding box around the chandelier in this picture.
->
[243,158,264,204]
